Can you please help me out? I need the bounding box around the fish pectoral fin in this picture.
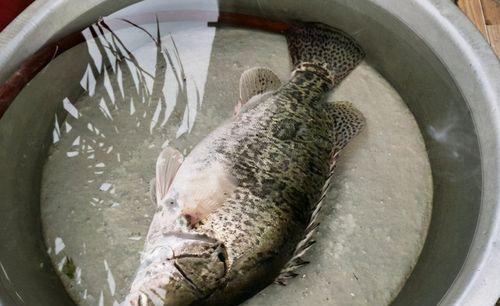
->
[155,147,184,204]
[329,101,365,152]
[178,163,238,226]
[236,67,281,116]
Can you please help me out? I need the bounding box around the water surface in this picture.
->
[40,13,432,306]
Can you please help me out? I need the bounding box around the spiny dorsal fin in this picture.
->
[276,101,364,285]
[155,147,184,205]
[236,67,281,115]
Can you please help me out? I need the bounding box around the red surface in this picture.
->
[0,0,33,31]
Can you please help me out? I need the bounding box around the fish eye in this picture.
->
[162,197,176,206]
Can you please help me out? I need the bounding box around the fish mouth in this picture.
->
[125,259,207,306]
[127,231,228,305]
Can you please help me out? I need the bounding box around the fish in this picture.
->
[122,22,365,306]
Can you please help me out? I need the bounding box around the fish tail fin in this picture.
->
[286,22,365,85]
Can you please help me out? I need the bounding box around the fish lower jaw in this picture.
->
[126,231,229,305]
[124,261,204,306]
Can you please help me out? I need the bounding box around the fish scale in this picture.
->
[196,68,336,273]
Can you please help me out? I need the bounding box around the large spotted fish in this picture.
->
[123,23,365,306]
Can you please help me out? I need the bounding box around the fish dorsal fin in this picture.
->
[155,147,184,205]
[330,101,365,152]
[236,67,281,115]
[276,101,364,285]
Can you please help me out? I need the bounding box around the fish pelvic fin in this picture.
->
[286,22,365,86]
[236,67,281,116]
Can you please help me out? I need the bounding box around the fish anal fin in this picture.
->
[236,67,281,116]
[155,147,184,204]
[276,103,362,284]
[276,176,330,285]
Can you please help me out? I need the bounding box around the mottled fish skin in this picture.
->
[195,65,341,304]
[123,23,365,306]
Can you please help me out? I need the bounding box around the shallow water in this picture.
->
[40,18,432,306]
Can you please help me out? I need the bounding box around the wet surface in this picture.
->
[40,22,432,306]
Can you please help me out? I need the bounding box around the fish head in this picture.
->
[122,233,228,306]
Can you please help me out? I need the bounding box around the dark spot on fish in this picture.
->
[182,214,194,224]
[217,252,225,262]
[282,159,290,171]
[273,118,300,140]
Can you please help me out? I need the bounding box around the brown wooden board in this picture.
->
[481,0,500,25]
[458,0,489,37]
[458,0,500,57]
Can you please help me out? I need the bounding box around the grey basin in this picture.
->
[0,0,499,306]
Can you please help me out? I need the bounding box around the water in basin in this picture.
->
[39,3,432,306]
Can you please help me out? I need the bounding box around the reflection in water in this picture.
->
[0,261,11,283]
[43,11,216,305]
